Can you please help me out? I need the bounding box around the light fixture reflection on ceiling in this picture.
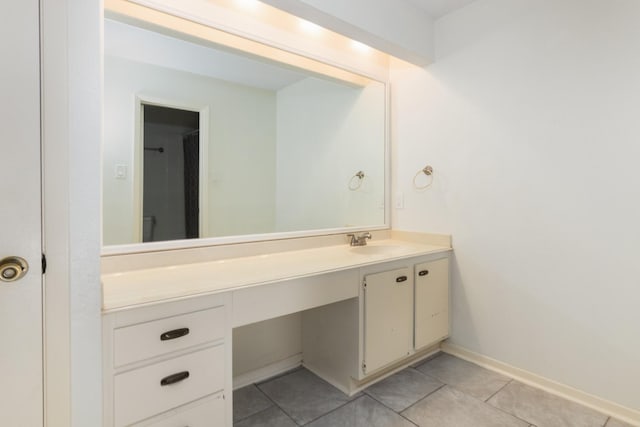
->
[233,0,261,12]
[350,40,372,54]
[298,18,322,36]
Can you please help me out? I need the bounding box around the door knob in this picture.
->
[0,256,29,283]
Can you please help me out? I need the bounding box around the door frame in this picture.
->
[41,0,103,426]
[133,94,210,242]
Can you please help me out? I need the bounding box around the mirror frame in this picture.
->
[101,0,391,256]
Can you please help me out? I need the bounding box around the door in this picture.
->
[414,258,450,350]
[141,104,200,242]
[0,0,44,425]
[363,267,413,375]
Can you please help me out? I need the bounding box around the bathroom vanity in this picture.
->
[100,2,451,425]
[101,233,451,426]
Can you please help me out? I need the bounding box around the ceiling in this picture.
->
[406,0,477,18]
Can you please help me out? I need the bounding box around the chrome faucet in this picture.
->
[347,232,372,246]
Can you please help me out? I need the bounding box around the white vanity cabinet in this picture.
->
[103,293,232,427]
[302,254,450,395]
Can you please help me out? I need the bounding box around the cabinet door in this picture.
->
[363,267,413,375]
[414,258,449,350]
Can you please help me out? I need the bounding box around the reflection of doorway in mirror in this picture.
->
[142,104,200,242]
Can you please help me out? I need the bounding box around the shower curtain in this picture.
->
[183,131,199,239]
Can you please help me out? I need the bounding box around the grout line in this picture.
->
[397,411,420,426]
[603,416,611,426]
[400,415,419,426]
[485,379,513,402]
[231,385,275,424]
[254,379,303,426]
[413,367,444,384]
[255,367,364,426]
[300,395,367,426]
[362,368,444,414]
[398,383,447,414]
[363,392,419,426]
[484,391,538,426]
[483,379,609,427]
[475,380,537,426]
[283,411,299,426]
[410,366,446,387]
[427,380,535,426]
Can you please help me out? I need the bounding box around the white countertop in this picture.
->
[102,238,451,312]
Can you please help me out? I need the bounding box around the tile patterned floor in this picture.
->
[233,353,635,427]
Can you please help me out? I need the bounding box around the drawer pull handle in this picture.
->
[418,270,429,276]
[396,275,408,283]
[160,371,190,386]
[160,328,190,341]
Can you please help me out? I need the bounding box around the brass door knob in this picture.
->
[0,256,29,283]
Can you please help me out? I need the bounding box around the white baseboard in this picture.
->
[233,353,303,390]
[441,343,640,427]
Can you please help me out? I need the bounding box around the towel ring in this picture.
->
[413,165,434,190]
[349,171,365,191]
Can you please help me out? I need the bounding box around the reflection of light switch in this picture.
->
[395,193,404,209]
[115,164,127,179]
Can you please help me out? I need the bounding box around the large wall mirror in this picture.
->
[102,3,388,251]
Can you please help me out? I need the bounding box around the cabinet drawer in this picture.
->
[134,394,226,426]
[114,345,225,427]
[114,307,225,367]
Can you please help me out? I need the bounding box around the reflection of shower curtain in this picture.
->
[183,131,199,239]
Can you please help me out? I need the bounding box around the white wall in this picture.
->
[275,77,386,231]
[392,0,640,411]
[103,56,277,245]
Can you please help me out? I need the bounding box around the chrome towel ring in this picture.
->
[349,171,365,190]
[413,165,434,190]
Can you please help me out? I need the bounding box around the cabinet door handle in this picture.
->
[160,371,190,386]
[160,327,190,341]
[396,275,408,283]
[418,270,429,276]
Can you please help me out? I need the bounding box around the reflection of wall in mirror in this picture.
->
[103,56,277,245]
[275,77,386,232]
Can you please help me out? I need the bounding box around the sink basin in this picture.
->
[349,245,405,256]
